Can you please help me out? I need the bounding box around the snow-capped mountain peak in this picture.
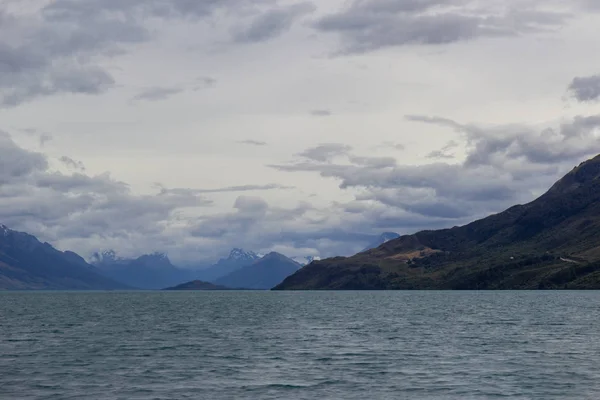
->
[146,252,168,260]
[1,224,10,237]
[228,248,260,261]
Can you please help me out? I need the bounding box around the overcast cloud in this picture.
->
[568,74,600,102]
[314,0,575,54]
[1,0,600,264]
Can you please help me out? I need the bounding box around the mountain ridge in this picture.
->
[275,154,600,290]
[0,226,128,290]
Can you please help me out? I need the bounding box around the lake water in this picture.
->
[1,291,599,399]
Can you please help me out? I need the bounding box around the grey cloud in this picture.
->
[310,109,332,117]
[443,140,459,150]
[0,132,214,259]
[338,196,474,230]
[384,142,405,150]
[427,150,455,159]
[43,0,274,21]
[192,76,217,91]
[59,156,86,171]
[272,114,600,232]
[0,132,48,184]
[0,62,115,107]
[568,74,600,102]
[188,196,374,258]
[348,155,397,168]
[234,196,269,214]
[0,2,145,106]
[270,229,376,247]
[190,195,274,239]
[198,76,217,85]
[133,77,216,101]
[1,132,381,263]
[33,172,128,195]
[157,183,294,195]
[273,156,531,226]
[132,87,184,102]
[314,0,571,54]
[372,141,406,151]
[582,0,600,11]
[17,128,53,147]
[426,140,459,159]
[357,188,476,219]
[0,0,271,107]
[238,140,268,146]
[39,133,53,147]
[408,114,600,167]
[279,149,398,171]
[273,161,512,202]
[232,2,316,43]
[405,114,464,129]
[336,163,521,202]
[299,143,352,162]
[394,200,472,220]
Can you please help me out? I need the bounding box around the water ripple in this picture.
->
[1,291,600,399]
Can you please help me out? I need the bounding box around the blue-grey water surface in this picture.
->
[1,291,600,399]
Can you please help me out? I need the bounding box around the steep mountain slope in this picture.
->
[163,280,230,291]
[0,226,127,290]
[215,252,301,289]
[92,251,194,290]
[195,248,260,282]
[275,155,600,290]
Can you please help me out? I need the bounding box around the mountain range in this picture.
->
[91,251,195,290]
[0,233,308,290]
[275,154,600,290]
[213,252,302,289]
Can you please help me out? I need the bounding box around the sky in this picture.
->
[1,0,600,265]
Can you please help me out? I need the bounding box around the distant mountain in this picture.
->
[215,252,301,289]
[275,155,600,290]
[196,248,261,282]
[0,225,127,290]
[361,232,400,252]
[163,280,230,291]
[92,251,194,290]
[291,255,321,266]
